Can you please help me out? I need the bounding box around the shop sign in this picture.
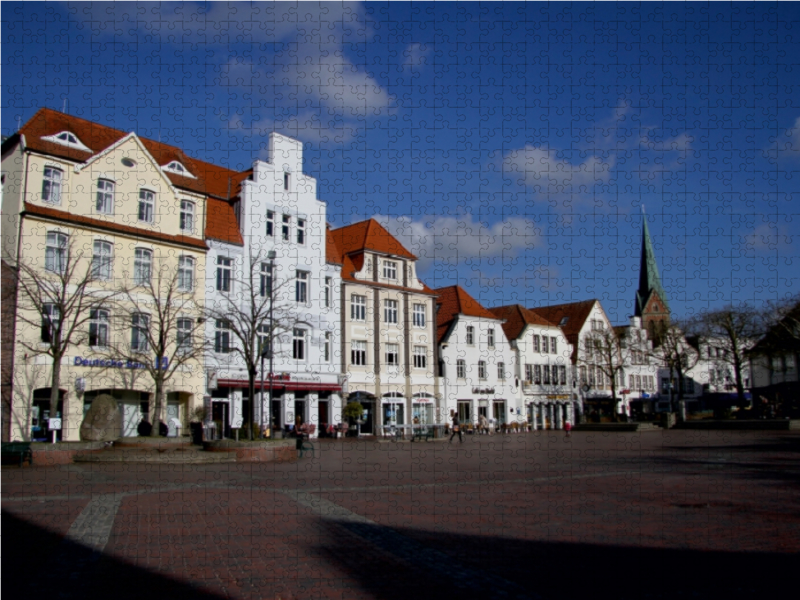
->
[73,356,167,370]
[472,387,495,394]
[546,394,571,400]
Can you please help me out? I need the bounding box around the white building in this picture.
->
[204,133,343,438]
[489,304,574,429]
[436,286,518,430]
[614,316,659,417]
[330,219,439,435]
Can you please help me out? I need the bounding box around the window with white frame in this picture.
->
[91,240,113,280]
[266,210,274,237]
[534,365,542,384]
[551,337,557,354]
[383,260,397,280]
[324,332,331,362]
[533,335,540,352]
[386,343,399,366]
[552,365,560,385]
[178,256,195,291]
[324,277,332,308]
[133,248,152,286]
[466,326,474,345]
[283,172,290,191]
[413,346,427,369]
[292,328,306,360]
[488,328,495,348]
[41,304,60,343]
[456,359,466,379]
[295,270,308,303]
[214,319,231,353]
[559,365,567,385]
[180,200,195,233]
[384,299,398,324]
[413,303,426,327]
[543,364,551,384]
[351,340,367,366]
[297,218,305,245]
[525,364,534,383]
[138,189,155,223]
[282,214,290,241]
[42,167,62,204]
[96,179,114,214]
[542,336,549,354]
[478,361,487,380]
[45,231,68,274]
[498,362,506,380]
[131,313,150,352]
[351,295,366,321]
[216,256,232,292]
[260,263,272,297]
[177,317,193,353]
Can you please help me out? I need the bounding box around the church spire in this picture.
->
[635,210,670,337]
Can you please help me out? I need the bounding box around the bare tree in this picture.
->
[583,328,630,421]
[8,238,117,439]
[695,305,762,406]
[652,322,700,408]
[106,256,207,437]
[204,247,298,440]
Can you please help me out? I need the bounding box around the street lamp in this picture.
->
[259,250,277,438]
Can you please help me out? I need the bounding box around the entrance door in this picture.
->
[361,401,374,434]
[294,399,306,427]
[212,401,230,439]
[122,403,141,437]
[166,403,180,437]
[318,400,329,430]
[493,401,506,425]
[271,399,282,431]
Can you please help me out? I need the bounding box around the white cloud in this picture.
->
[743,222,794,252]
[372,214,540,269]
[502,146,613,192]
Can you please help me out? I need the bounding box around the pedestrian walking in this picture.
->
[449,413,463,444]
[564,420,572,438]
[479,413,488,435]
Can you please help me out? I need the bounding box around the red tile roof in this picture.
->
[23,202,208,250]
[325,229,342,265]
[205,198,243,246]
[488,304,558,342]
[18,108,245,200]
[435,285,500,344]
[527,300,597,338]
[330,219,416,260]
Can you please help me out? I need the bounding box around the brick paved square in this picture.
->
[3,431,799,600]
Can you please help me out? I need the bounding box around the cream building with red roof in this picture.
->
[330,219,439,435]
[1,109,212,441]
[436,286,519,430]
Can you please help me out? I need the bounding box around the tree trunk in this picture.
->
[248,367,257,441]
[733,354,746,407]
[151,380,164,437]
[49,352,62,441]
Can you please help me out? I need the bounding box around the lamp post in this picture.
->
[257,251,277,438]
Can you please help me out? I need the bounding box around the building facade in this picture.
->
[1,109,210,441]
[331,219,439,435]
[436,286,519,429]
[489,304,574,429]
[203,133,343,438]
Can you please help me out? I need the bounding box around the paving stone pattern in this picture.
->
[3,430,800,600]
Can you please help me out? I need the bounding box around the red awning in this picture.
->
[217,379,342,393]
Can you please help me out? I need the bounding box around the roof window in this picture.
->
[559,317,569,326]
[162,160,196,179]
[41,131,91,151]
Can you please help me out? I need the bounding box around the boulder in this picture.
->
[80,394,121,441]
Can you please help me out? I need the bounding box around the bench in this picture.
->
[2,442,33,467]
[411,427,433,442]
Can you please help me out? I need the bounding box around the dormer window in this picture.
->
[559,317,569,326]
[162,161,196,179]
[41,131,91,151]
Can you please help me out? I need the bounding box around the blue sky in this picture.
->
[3,1,799,323]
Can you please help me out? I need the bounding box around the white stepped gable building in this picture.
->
[435,286,519,429]
[489,304,574,429]
[204,133,343,438]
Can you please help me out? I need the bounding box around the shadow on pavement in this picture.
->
[2,511,226,600]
